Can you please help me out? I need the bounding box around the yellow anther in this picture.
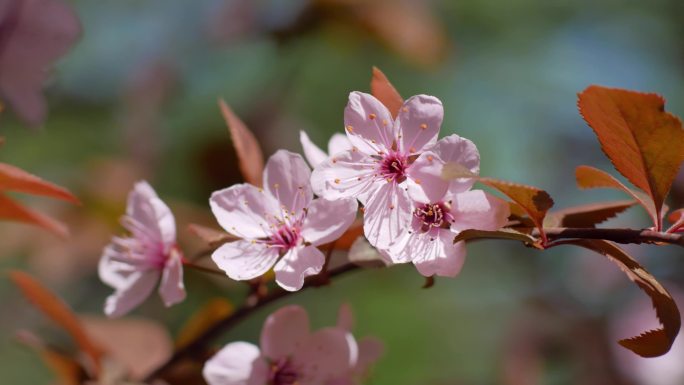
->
[334,178,341,184]
[420,123,428,130]
[369,113,376,120]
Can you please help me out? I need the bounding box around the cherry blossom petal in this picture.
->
[300,131,328,167]
[336,303,354,331]
[263,150,313,216]
[293,328,357,383]
[344,92,394,154]
[211,240,279,281]
[274,245,325,291]
[328,133,353,155]
[104,269,160,318]
[310,149,377,203]
[396,95,443,154]
[301,197,357,246]
[126,181,176,250]
[356,336,384,376]
[0,0,81,127]
[260,305,310,361]
[363,183,412,250]
[433,134,480,193]
[158,250,186,307]
[98,248,137,289]
[450,190,510,232]
[406,151,449,203]
[412,232,467,278]
[210,184,277,239]
[203,342,268,385]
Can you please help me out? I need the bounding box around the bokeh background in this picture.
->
[2,0,684,384]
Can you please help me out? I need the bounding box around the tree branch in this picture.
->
[144,262,361,382]
[540,227,684,247]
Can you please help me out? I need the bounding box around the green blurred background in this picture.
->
[2,0,684,384]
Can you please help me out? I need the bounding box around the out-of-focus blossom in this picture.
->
[299,130,352,167]
[330,304,384,385]
[311,92,478,251]
[210,150,357,291]
[99,181,186,318]
[203,304,380,385]
[0,0,81,126]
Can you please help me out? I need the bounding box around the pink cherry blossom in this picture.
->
[0,0,81,127]
[98,181,186,318]
[210,150,357,291]
[330,304,384,385]
[387,172,510,277]
[203,305,358,385]
[311,92,476,250]
[299,130,352,167]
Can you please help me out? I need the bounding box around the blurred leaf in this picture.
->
[347,235,386,268]
[218,99,264,187]
[175,298,234,350]
[81,316,173,380]
[578,86,684,228]
[333,220,364,251]
[563,240,680,357]
[544,200,636,228]
[576,165,658,227]
[453,229,542,248]
[667,208,684,233]
[187,223,235,248]
[0,194,69,237]
[8,271,103,373]
[0,163,79,203]
[0,0,81,127]
[478,178,553,239]
[370,67,403,118]
[16,330,83,385]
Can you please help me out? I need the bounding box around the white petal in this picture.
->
[327,133,353,155]
[211,240,279,281]
[158,250,186,307]
[263,150,313,216]
[300,130,328,167]
[210,184,278,239]
[344,92,395,154]
[104,270,160,318]
[310,149,377,204]
[363,183,412,250]
[433,134,480,193]
[450,190,510,232]
[203,342,268,385]
[395,95,443,154]
[301,197,357,246]
[260,305,310,361]
[274,246,325,291]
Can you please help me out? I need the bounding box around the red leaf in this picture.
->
[560,240,680,357]
[576,165,658,227]
[667,208,684,233]
[9,271,103,372]
[0,163,79,203]
[218,99,264,187]
[544,200,636,228]
[578,86,684,229]
[370,67,403,118]
[0,195,69,237]
[478,178,554,241]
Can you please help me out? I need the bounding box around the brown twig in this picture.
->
[144,262,360,382]
[539,227,684,247]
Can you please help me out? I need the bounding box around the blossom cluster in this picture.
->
[203,305,382,385]
[97,90,509,315]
